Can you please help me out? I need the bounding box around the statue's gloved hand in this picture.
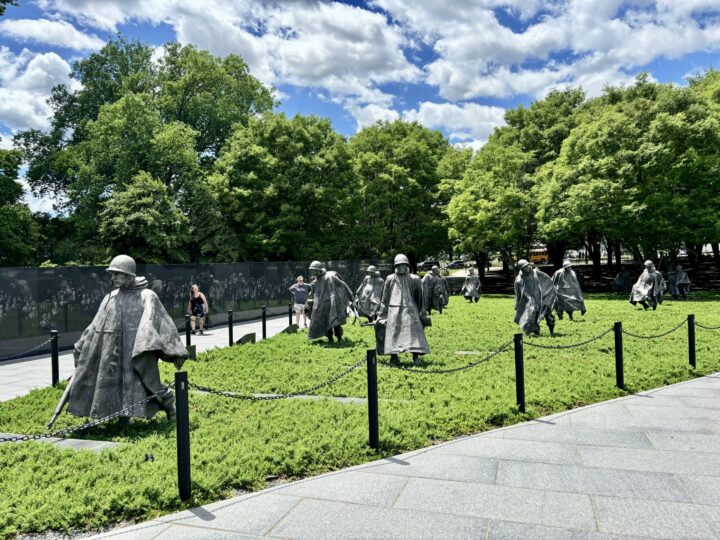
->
[174,357,186,371]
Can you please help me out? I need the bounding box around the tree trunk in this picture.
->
[687,243,698,268]
[501,250,511,275]
[408,251,418,274]
[713,242,720,264]
[631,245,642,262]
[605,241,613,273]
[475,251,488,279]
[547,241,566,270]
[614,240,622,269]
[589,240,602,278]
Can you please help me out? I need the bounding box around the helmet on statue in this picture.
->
[394,254,410,267]
[106,255,136,277]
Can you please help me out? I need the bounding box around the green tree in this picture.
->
[210,113,359,261]
[0,147,39,265]
[98,172,188,263]
[0,0,17,17]
[350,120,450,267]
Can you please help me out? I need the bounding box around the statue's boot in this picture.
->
[412,353,421,366]
[548,322,555,337]
[389,354,400,365]
[334,325,343,341]
[640,300,649,310]
[158,389,176,422]
[326,329,334,343]
[557,311,563,320]
[568,312,574,321]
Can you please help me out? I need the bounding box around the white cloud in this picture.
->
[0,18,105,50]
[349,103,400,129]
[0,47,76,131]
[402,102,506,146]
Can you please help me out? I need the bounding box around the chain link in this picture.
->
[696,321,720,331]
[188,356,367,400]
[524,328,613,350]
[0,338,52,361]
[622,319,687,340]
[0,385,175,444]
[383,341,513,374]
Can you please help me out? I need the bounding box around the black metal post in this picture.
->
[367,349,379,449]
[175,371,191,501]
[513,333,525,413]
[228,310,234,346]
[262,306,267,340]
[288,303,293,326]
[614,322,624,389]
[185,315,191,347]
[50,330,59,387]
[688,314,696,368]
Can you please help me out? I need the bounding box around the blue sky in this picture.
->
[1,0,720,210]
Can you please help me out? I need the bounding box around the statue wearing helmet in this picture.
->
[552,259,586,320]
[63,254,187,424]
[630,260,665,310]
[376,254,430,365]
[514,259,557,336]
[421,265,446,314]
[356,265,385,322]
[306,260,355,342]
[460,266,481,303]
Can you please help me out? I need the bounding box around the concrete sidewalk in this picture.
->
[0,315,292,403]
[96,373,720,539]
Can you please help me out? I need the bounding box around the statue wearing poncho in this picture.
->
[514,259,557,336]
[356,266,385,322]
[377,254,430,365]
[552,260,586,320]
[668,265,691,300]
[630,261,663,310]
[421,266,446,314]
[461,268,481,303]
[67,256,187,420]
[307,261,354,342]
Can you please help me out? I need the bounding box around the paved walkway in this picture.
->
[96,373,720,539]
[0,315,292,403]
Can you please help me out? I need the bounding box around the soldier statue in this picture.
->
[552,260,586,320]
[306,260,354,342]
[422,265,447,314]
[630,260,665,310]
[668,264,691,300]
[356,265,385,322]
[461,267,481,303]
[64,255,187,424]
[377,254,430,366]
[514,259,557,336]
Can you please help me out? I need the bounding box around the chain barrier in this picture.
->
[696,321,720,331]
[0,385,175,444]
[187,356,367,400]
[524,328,613,350]
[382,341,513,374]
[622,319,687,340]
[0,338,52,361]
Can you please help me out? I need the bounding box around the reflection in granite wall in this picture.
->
[0,260,393,361]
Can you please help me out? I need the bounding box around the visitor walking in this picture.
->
[289,275,311,327]
[187,284,209,334]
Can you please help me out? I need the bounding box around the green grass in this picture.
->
[2,293,720,538]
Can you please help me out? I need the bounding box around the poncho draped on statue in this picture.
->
[462,274,481,299]
[421,273,446,312]
[68,277,187,419]
[440,276,450,307]
[308,270,353,340]
[356,275,385,319]
[669,269,691,297]
[379,273,430,355]
[630,269,665,305]
[514,269,557,334]
[552,267,586,313]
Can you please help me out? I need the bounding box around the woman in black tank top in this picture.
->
[187,284,209,334]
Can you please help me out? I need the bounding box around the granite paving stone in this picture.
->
[393,477,597,530]
[645,430,720,453]
[677,475,720,506]
[485,519,647,540]
[157,493,302,535]
[578,445,720,476]
[153,524,265,539]
[491,423,654,449]
[496,460,690,502]
[274,471,409,506]
[267,498,489,539]
[592,495,720,538]
[362,452,498,483]
[93,521,170,539]
[436,434,583,464]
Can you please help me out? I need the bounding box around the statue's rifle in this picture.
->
[47,372,74,429]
